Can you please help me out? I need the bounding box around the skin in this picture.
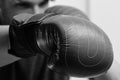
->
[0,0,50,24]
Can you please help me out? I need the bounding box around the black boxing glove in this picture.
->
[8,6,113,78]
[37,14,113,78]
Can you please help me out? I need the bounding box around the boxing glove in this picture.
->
[36,15,113,78]
[8,6,113,78]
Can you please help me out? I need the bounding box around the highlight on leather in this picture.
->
[45,5,89,20]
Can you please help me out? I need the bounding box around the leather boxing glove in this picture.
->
[8,6,113,78]
[36,15,113,78]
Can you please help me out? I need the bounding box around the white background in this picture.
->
[90,0,120,63]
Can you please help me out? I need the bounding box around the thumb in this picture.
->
[12,13,33,26]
